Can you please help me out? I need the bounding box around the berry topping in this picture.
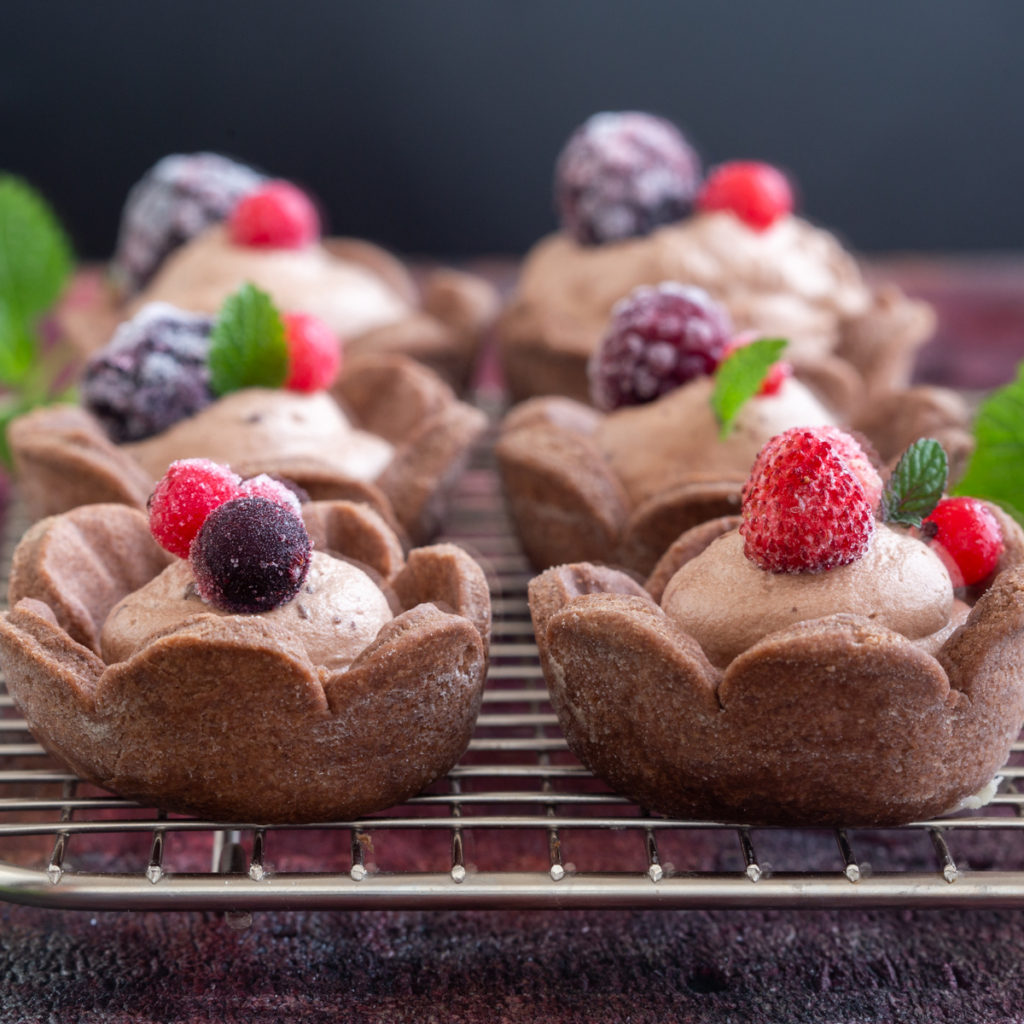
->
[190,496,312,613]
[697,161,794,231]
[741,427,877,573]
[228,180,320,249]
[555,111,702,246]
[82,304,216,442]
[148,459,242,559]
[924,496,1004,586]
[588,283,732,411]
[113,153,264,295]
[282,312,342,392]
[238,473,303,515]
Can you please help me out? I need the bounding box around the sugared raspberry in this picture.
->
[82,303,216,442]
[190,496,312,613]
[924,496,1004,586]
[741,427,876,573]
[697,161,793,231]
[148,459,242,559]
[588,283,732,411]
[238,473,303,515]
[555,111,702,246]
[228,181,320,248]
[282,312,342,392]
[112,153,265,295]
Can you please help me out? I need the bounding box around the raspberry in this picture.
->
[238,473,303,515]
[82,303,216,442]
[190,496,312,613]
[740,427,876,573]
[228,180,320,248]
[588,283,732,410]
[282,312,342,392]
[148,459,242,559]
[113,153,265,295]
[924,497,1004,586]
[555,111,702,246]
[697,161,793,231]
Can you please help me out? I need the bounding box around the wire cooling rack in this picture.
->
[3,401,1024,914]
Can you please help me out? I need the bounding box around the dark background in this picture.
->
[4,1,1023,261]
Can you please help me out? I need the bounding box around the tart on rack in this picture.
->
[497,111,935,411]
[528,427,1024,827]
[0,462,491,823]
[60,153,497,390]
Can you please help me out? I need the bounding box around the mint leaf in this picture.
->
[953,363,1024,523]
[711,337,787,437]
[0,176,72,347]
[207,283,288,396]
[0,298,36,384]
[881,438,948,526]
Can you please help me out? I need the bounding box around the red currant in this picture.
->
[148,459,242,558]
[282,312,342,392]
[924,497,1004,586]
[228,180,320,248]
[697,161,793,231]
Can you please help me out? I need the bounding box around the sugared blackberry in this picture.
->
[82,303,215,443]
[190,496,312,613]
[588,283,732,411]
[112,153,264,295]
[555,112,701,246]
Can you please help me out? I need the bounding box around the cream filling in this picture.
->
[124,388,394,482]
[661,526,955,668]
[101,553,393,673]
[593,375,837,506]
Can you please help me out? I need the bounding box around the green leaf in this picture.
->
[711,337,787,437]
[0,298,36,385]
[881,438,948,527]
[0,175,72,332]
[207,283,288,396]
[952,363,1024,523]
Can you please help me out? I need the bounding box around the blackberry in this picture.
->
[191,496,312,614]
[555,112,701,246]
[113,153,264,294]
[82,303,215,442]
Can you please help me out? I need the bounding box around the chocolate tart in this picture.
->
[10,353,486,546]
[0,500,490,823]
[528,505,1024,827]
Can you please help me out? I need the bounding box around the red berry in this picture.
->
[282,312,342,391]
[740,427,876,573]
[924,497,1004,586]
[238,473,303,515]
[227,180,320,248]
[697,161,793,231]
[148,458,242,558]
[588,283,732,410]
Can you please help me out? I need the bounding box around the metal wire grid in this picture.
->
[3,418,1024,912]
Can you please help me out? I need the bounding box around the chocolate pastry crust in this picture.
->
[0,501,491,823]
[10,353,486,546]
[497,389,973,576]
[528,511,1024,827]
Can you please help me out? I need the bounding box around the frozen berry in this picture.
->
[82,303,216,442]
[148,459,242,559]
[113,153,265,295]
[697,161,793,231]
[228,180,320,248]
[282,312,342,391]
[588,283,732,410]
[924,496,1004,586]
[555,111,702,246]
[190,496,312,613]
[741,427,876,573]
[238,473,303,515]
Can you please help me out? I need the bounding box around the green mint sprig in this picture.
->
[710,337,787,437]
[880,438,948,527]
[0,175,74,466]
[207,282,288,396]
[951,363,1024,523]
